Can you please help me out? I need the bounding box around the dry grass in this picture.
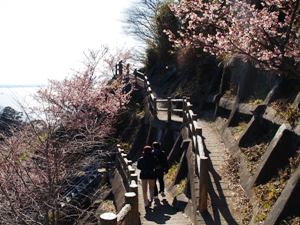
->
[223,88,236,100]
[175,178,187,196]
[271,101,300,126]
[241,142,269,175]
[222,153,253,225]
[279,216,300,225]
[99,200,116,214]
[230,122,248,140]
[165,162,180,186]
[254,149,300,224]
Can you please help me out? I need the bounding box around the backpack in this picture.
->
[153,149,169,172]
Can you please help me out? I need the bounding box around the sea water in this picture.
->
[0,86,42,119]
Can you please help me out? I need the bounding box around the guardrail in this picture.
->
[100,145,139,225]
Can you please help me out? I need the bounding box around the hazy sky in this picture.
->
[0,0,137,85]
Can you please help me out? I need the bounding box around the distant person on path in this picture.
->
[152,141,169,198]
[137,145,157,208]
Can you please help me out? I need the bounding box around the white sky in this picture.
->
[0,0,138,85]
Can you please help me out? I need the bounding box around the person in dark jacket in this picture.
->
[137,145,157,208]
[152,141,169,198]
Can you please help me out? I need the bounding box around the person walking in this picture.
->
[152,141,169,198]
[137,145,157,208]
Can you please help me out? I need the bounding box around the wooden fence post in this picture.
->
[143,75,146,89]
[183,97,187,123]
[130,173,138,184]
[115,64,118,77]
[130,180,138,196]
[153,96,157,115]
[192,113,198,121]
[167,97,172,122]
[118,61,123,76]
[100,212,117,225]
[134,69,138,83]
[199,157,208,212]
[121,153,128,162]
[125,192,139,225]
[130,174,139,205]
[128,166,135,175]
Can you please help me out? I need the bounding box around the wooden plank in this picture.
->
[110,169,126,211]
[171,99,184,102]
[156,99,168,103]
[173,109,184,113]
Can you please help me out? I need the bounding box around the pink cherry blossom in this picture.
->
[165,0,300,78]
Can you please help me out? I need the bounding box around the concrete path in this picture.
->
[197,119,240,225]
[137,178,192,225]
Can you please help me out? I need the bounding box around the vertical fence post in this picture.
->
[199,157,208,212]
[100,212,117,225]
[153,96,157,115]
[115,64,118,77]
[192,113,198,121]
[134,69,138,83]
[143,76,147,88]
[126,63,130,75]
[183,97,187,123]
[125,192,139,225]
[128,166,135,175]
[130,173,138,184]
[121,153,127,158]
[167,97,172,122]
[130,173,139,206]
[195,127,202,153]
[118,60,123,76]
[130,180,138,196]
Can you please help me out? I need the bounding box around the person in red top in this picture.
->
[137,145,157,208]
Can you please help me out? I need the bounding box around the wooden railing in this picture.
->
[133,70,184,122]
[133,69,208,212]
[100,145,139,225]
[111,63,208,214]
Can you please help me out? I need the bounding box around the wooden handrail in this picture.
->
[110,66,208,216]
[100,145,139,225]
[132,69,208,212]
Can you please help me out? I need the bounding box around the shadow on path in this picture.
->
[200,151,239,225]
[144,199,178,224]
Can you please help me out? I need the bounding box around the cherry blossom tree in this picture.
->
[0,48,134,224]
[166,0,300,78]
[0,123,67,225]
[36,49,133,135]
